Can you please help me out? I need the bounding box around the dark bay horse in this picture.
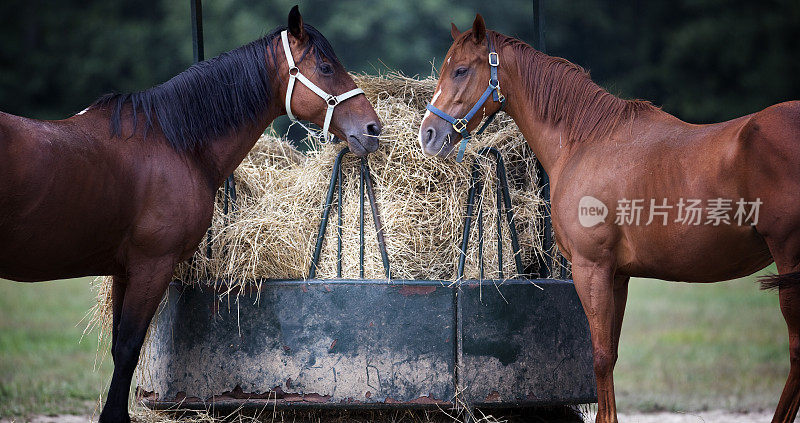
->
[0,7,380,422]
[420,14,800,423]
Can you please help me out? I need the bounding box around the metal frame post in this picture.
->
[192,0,238,262]
[191,0,215,260]
[532,0,560,279]
[191,0,204,63]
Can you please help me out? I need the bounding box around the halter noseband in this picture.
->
[425,37,506,162]
[281,30,364,142]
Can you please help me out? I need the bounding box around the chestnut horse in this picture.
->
[0,7,380,422]
[420,14,800,423]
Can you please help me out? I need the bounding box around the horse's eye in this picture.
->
[454,67,469,78]
[319,62,334,75]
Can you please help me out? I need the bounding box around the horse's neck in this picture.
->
[496,49,564,177]
[201,106,281,188]
[502,86,567,176]
[500,48,663,184]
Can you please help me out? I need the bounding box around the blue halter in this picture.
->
[426,37,506,162]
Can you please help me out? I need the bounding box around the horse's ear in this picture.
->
[288,5,305,41]
[471,14,486,43]
[451,23,461,40]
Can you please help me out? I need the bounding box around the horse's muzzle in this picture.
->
[345,121,381,157]
[419,121,457,158]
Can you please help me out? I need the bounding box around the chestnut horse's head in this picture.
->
[419,14,503,160]
[276,6,381,156]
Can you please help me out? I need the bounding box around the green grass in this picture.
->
[616,264,789,413]
[0,278,112,418]
[0,269,791,417]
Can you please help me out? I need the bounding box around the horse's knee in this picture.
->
[593,348,617,378]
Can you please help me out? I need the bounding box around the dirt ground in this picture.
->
[1,417,92,423]
[0,411,782,423]
[616,411,775,422]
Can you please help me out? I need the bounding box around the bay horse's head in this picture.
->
[276,6,381,156]
[419,14,503,160]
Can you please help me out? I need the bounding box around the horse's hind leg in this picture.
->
[99,258,174,423]
[763,236,800,423]
[769,270,800,423]
[771,276,800,423]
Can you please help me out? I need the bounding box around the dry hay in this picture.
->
[122,404,585,422]
[124,405,586,423]
[172,72,552,286]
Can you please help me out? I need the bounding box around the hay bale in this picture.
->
[172,73,548,285]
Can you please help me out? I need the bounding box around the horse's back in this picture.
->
[0,108,214,282]
[0,111,43,208]
[556,106,783,281]
[0,111,132,280]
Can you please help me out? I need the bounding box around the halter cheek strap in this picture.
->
[425,37,506,162]
[281,30,364,142]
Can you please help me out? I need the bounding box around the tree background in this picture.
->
[0,2,798,416]
[0,0,798,124]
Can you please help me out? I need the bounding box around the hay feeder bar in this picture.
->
[309,148,390,279]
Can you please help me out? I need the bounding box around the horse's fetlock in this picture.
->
[787,337,800,365]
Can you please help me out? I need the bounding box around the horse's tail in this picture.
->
[760,271,800,291]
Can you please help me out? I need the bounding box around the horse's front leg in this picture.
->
[110,274,127,365]
[99,257,175,423]
[572,258,624,423]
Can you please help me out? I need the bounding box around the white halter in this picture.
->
[281,30,364,142]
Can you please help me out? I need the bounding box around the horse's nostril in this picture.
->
[366,122,381,137]
[425,128,435,144]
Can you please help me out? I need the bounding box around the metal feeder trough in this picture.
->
[138,278,594,410]
[137,148,596,412]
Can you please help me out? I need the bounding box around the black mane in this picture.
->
[92,24,339,152]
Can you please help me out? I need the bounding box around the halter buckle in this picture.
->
[326,95,339,107]
[288,66,300,77]
[452,119,468,133]
[498,93,506,103]
[488,52,499,67]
